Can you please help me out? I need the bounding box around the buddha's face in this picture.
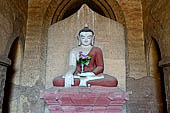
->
[79,32,93,46]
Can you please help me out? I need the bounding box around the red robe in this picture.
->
[53,46,118,87]
[74,47,104,75]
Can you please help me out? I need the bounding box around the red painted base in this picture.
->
[40,87,128,113]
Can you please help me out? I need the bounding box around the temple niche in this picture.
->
[46,5,126,90]
[1,0,170,112]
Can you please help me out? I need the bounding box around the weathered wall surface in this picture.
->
[6,0,51,112]
[0,0,27,56]
[0,0,27,112]
[163,67,170,111]
[142,0,170,111]
[127,76,163,113]
[21,0,50,87]
[117,0,147,79]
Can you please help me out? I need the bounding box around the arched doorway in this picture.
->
[2,37,23,113]
[148,37,167,112]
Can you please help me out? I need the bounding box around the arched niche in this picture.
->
[46,5,126,90]
[148,38,161,79]
[148,37,167,112]
[43,0,125,27]
[2,37,23,113]
[51,0,117,23]
[41,1,127,88]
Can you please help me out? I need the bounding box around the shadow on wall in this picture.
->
[2,37,21,113]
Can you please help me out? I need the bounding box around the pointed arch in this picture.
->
[4,35,24,59]
[43,0,125,27]
[4,16,25,58]
[148,37,161,78]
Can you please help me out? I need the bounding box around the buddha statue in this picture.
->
[53,24,118,87]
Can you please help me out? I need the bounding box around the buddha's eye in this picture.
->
[88,35,92,38]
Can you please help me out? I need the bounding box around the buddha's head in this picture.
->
[77,24,95,46]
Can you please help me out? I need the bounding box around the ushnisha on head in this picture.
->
[77,24,95,46]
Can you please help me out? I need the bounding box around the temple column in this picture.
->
[0,56,11,112]
[159,56,170,111]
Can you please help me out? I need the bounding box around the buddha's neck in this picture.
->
[79,45,93,55]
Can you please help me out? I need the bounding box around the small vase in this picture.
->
[81,63,84,73]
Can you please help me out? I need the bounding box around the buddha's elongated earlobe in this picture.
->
[77,36,81,46]
[91,35,95,46]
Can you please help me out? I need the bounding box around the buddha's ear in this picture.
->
[77,35,81,46]
[91,35,95,46]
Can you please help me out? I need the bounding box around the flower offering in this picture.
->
[78,51,91,66]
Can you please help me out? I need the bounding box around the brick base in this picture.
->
[40,86,128,113]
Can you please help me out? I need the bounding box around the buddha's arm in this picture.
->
[93,48,104,75]
[67,65,76,74]
[64,50,77,87]
[67,50,77,74]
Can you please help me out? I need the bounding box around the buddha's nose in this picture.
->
[85,39,88,41]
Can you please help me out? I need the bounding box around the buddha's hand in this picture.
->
[64,72,74,87]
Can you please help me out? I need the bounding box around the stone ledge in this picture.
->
[0,55,11,66]
[159,56,170,67]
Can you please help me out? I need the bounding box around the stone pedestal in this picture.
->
[40,87,129,113]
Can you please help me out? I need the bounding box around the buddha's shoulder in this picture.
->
[70,46,102,53]
[92,46,102,51]
[69,47,80,53]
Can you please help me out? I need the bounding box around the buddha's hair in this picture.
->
[78,26,94,36]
